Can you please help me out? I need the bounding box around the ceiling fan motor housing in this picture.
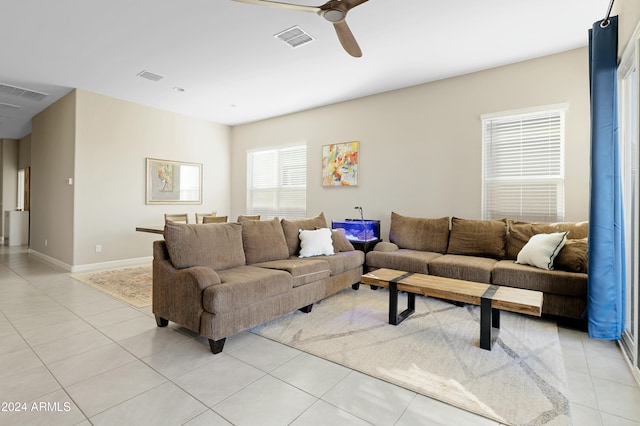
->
[322,9,345,22]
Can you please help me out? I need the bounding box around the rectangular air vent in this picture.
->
[0,102,21,111]
[0,83,48,101]
[274,26,314,49]
[137,70,164,81]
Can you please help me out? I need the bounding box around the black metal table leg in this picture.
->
[480,285,500,350]
[389,273,415,325]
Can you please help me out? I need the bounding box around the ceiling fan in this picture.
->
[233,0,369,57]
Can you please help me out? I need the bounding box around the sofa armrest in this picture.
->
[374,241,399,252]
[153,258,221,333]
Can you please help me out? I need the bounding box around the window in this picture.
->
[481,105,566,222]
[247,144,306,219]
[619,35,640,366]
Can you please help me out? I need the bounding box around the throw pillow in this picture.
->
[554,238,588,273]
[388,212,450,253]
[164,221,245,270]
[281,213,328,256]
[516,232,569,270]
[299,228,335,258]
[241,217,289,264]
[506,220,589,260]
[447,217,507,259]
[331,228,355,252]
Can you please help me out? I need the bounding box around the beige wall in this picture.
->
[231,48,591,239]
[31,91,76,265]
[73,90,231,268]
[18,134,31,170]
[1,138,19,238]
[30,89,232,270]
[614,0,640,57]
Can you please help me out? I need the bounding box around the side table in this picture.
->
[351,238,381,276]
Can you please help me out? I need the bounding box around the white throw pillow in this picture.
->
[516,231,569,270]
[298,228,335,258]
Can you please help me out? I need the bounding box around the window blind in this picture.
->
[247,145,306,219]
[482,107,565,222]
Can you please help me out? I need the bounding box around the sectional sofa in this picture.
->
[152,213,364,353]
[366,212,589,319]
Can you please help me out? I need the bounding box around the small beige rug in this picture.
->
[71,265,152,308]
[251,287,570,426]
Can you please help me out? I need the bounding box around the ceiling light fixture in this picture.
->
[173,87,185,92]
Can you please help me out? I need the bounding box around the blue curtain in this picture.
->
[587,16,626,339]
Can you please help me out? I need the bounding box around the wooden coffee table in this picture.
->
[361,268,543,350]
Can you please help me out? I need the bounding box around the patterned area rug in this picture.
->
[71,265,152,308]
[251,287,570,425]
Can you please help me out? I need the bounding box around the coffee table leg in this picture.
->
[389,280,415,325]
[480,297,501,350]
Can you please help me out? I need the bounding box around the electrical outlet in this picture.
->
[44,239,47,247]
[95,244,102,253]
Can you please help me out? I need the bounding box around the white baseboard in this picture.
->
[28,250,152,273]
[28,249,73,272]
[70,257,153,273]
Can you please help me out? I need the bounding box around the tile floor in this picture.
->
[0,245,639,425]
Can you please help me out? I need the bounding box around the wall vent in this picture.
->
[274,26,314,49]
[137,70,164,81]
[0,83,48,101]
[0,102,21,111]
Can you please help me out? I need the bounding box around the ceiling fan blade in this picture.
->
[340,0,369,11]
[333,20,362,57]
[232,0,320,14]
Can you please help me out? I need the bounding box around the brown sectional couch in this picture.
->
[153,213,364,353]
[366,212,589,319]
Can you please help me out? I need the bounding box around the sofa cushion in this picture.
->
[281,213,328,257]
[331,228,355,252]
[254,258,331,287]
[164,222,245,270]
[492,260,587,297]
[516,232,568,270]
[203,265,293,314]
[242,218,289,264]
[366,249,442,275]
[505,220,589,260]
[446,217,507,259]
[389,212,450,253]
[307,251,364,276]
[299,228,335,258]
[373,241,399,252]
[554,238,588,273]
[427,254,497,284]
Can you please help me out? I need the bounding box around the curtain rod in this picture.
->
[601,0,615,28]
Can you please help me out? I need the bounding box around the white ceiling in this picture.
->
[0,0,608,140]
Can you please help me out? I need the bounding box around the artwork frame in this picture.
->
[322,141,359,187]
[145,158,202,204]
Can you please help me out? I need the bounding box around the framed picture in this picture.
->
[322,141,359,187]
[145,158,202,204]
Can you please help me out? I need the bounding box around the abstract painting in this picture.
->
[322,141,359,186]
[146,158,202,204]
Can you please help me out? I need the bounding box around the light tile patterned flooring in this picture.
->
[0,246,639,425]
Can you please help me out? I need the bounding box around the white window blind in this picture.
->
[247,145,306,219]
[482,106,566,222]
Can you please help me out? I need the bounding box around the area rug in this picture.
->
[71,265,152,308]
[251,287,570,426]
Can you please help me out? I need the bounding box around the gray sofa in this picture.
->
[153,213,364,353]
[366,212,589,319]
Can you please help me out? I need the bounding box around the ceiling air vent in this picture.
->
[137,70,164,82]
[0,102,21,111]
[274,26,314,49]
[0,83,48,101]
